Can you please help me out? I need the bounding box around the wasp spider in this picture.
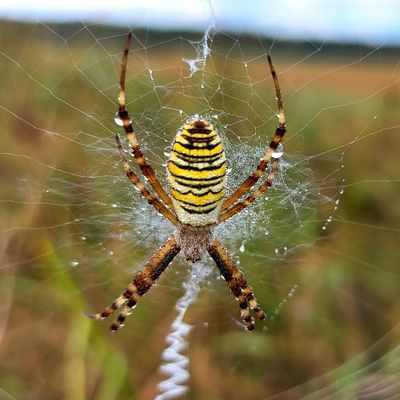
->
[85,33,286,331]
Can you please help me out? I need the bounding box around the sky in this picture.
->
[1,0,400,45]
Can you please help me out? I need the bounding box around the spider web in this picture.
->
[0,8,400,400]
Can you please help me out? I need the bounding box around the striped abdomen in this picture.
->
[167,119,227,226]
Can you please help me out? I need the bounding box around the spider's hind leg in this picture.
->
[208,239,266,331]
[85,235,181,332]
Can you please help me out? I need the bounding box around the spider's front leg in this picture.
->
[221,54,286,213]
[218,159,279,223]
[117,33,175,212]
[208,239,265,330]
[85,236,180,331]
[115,134,178,225]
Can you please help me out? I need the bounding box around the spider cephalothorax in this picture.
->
[175,223,214,262]
[85,33,286,331]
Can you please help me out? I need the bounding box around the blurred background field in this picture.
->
[1,13,400,400]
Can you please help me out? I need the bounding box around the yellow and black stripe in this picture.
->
[167,119,227,226]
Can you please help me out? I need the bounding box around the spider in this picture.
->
[85,33,286,332]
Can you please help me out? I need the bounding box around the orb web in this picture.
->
[1,14,399,400]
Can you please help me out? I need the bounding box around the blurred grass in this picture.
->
[1,21,400,399]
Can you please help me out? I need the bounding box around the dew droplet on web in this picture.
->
[114,112,131,126]
[70,260,79,268]
[148,68,154,81]
[239,241,245,253]
[272,143,284,159]
[114,113,124,126]
[164,146,172,157]
[288,284,298,298]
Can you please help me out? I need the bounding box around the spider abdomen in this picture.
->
[167,119,227,226]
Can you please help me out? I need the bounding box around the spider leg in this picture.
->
[117,33,175,212]
[85,235,181,332]
[221,54,286,212]
[218,159,279,223]
[207,239,266,331]
[116,134,178,225]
